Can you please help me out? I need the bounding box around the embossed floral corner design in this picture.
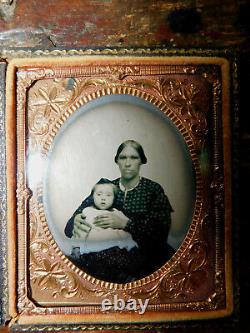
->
[27,78,72,152]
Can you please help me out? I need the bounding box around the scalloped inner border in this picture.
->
[33,85,203,291]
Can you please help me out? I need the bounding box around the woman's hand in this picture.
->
[72,214,91,238]
[93,212,129,230]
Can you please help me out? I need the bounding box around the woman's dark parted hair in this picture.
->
[114,140,147,164]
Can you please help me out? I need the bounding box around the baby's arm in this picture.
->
[81,207,97,229]
[71,208,93,240]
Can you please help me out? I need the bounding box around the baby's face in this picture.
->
[93,184,115,210]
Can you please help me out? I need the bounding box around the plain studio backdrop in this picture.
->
[31,94,196,254]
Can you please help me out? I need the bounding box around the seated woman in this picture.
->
[65,140,174,283]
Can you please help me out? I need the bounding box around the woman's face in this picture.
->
[117,145,142,181]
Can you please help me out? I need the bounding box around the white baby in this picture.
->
[74,180,138,254]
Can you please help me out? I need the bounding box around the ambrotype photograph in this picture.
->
[4,56,233,326]
[42,94,195,283]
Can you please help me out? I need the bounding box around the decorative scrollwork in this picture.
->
[66,77,108,106]
[210,166,224,208]
[96,65,140,80]
[128,78,208,150]
[133,241,208,301]
[31,258,74,298]
[16,172,32,215]
[162,241,208,296]
[32,86,66,117]
[28,110,49,136]
[17,68,55,83]
[26,69,209,153]
[28,79,71,150]
[17,279,36,314]
[159,79,207,147]
[29,240,117,300]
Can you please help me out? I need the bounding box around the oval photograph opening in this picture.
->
[43,94,196,283]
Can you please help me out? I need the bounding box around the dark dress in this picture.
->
[65,177,174,283]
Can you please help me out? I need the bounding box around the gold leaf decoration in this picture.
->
[132,242,208,301]
[68,77,107,105]
[28,79,72,150]
[33,87,67,117]
[16,172,32,215]
[161,242,208,299]
[30,235,103,299]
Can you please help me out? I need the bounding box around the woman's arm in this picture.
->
[64,195,92,238]
[93,211,129,229]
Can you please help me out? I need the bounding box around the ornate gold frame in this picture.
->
[4,55,232,330]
